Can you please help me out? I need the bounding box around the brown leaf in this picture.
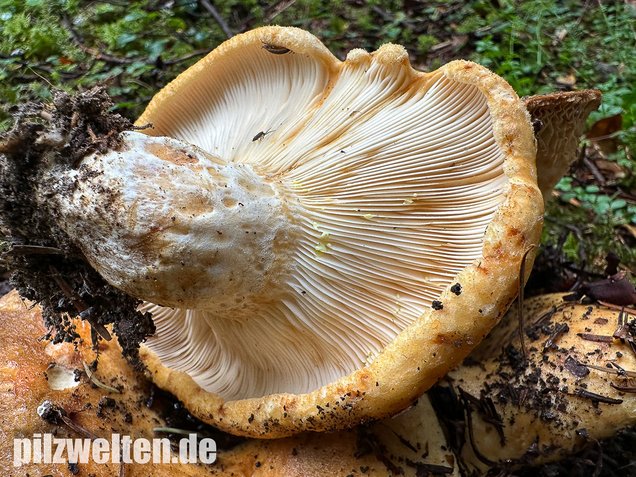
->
[565,356,590,378]
[587,114,623,156]
[556,73,577,88]
[553,28,568,44]
[582,272,636,306]
[622,224,636,240]
[594,159,626,180]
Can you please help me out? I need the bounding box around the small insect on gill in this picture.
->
[262,42,292,55]
[252,128,273,142]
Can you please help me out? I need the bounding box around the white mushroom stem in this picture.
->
[48,131,297,312]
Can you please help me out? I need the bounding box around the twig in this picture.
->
[62,16,135,65]
[573,387,623,405]
[163,49,210,66]
[458,388,498,467]
[200,0,233,38]
[49,266,88,314]
[153,427,198,436]
[49,266,112,341]
[38,400,98,439]
[600,301,636,316]
[518,246,536,366]
[264,0,297,22]
[577,332,613,343]
[26,67,54,87]
[8,244,64,255]
[585,363,636,378]
[543,322,570,352]
[610,382,636,393]
[583,156,606,185]
[370,5,418,28]
[83,361,121,394]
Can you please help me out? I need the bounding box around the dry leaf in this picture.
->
[553,28,568,45]
[595,159,627,180]
[623,224,636,240]
[556,73,577,88]
[587,113,623,156]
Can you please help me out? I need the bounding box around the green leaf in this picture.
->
[116,33,137,48]
[610,199,627,210]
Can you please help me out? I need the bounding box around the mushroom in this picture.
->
[1,26,543,437]
[1,288,453,476]
[445,293,636,472]
[0,289,227,477]
[135,26,543,437]
[222,294,636,475]
[187,294,634,475]
[0,83,622,466]
[524,90,601,199]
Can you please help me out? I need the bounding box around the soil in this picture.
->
[0,88,155,364]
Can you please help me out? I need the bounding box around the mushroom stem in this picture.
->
[48,131,298,312]
[0,88,156,363]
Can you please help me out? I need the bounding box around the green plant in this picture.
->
[556,177,636,225]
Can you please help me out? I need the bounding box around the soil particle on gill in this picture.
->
[0,87,154,365]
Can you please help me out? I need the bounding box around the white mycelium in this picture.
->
[56,42,508,401]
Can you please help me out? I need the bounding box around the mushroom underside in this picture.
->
[134,29,525,402]
[0,26,544,436]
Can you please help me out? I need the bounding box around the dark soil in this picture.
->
[0,88,154,364]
